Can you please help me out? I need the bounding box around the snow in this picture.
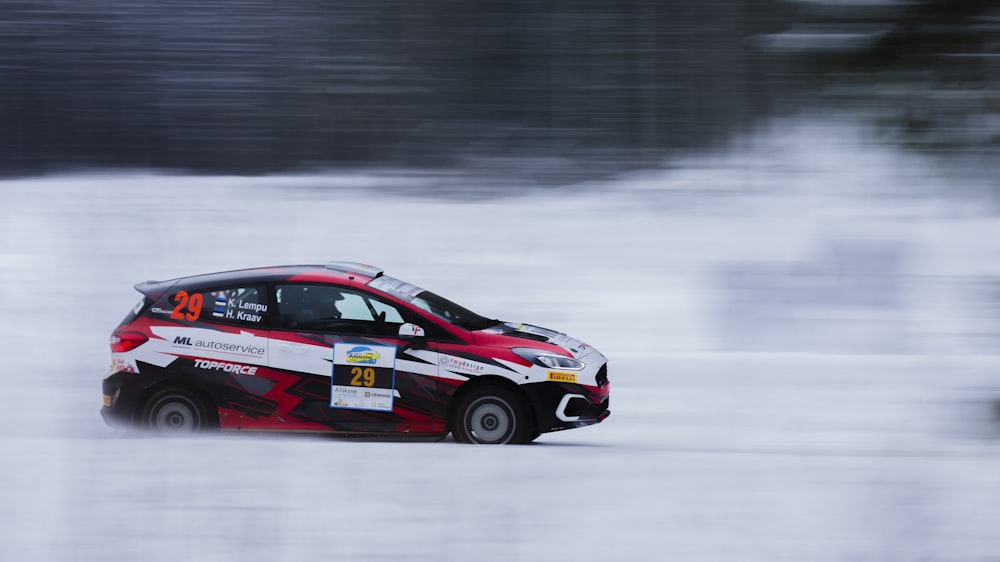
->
[1,117,999,561]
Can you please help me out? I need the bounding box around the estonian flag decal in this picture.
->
[213,295,227,317]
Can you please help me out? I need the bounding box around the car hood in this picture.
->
[475,322,600,359]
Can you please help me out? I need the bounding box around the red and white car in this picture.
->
[102,262,610,444]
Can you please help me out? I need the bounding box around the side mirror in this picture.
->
[398,323,425,338]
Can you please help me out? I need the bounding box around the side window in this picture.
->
[206,286,268,327]
[371,300,404,323]
[276,284,346,330]
[172,286,269,327]
[276,284,406,336]
[337,293,375,321]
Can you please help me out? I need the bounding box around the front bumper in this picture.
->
[522,378,610,434]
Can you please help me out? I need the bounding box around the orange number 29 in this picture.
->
[170,290,203,321]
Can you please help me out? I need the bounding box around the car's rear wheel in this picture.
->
[453,384,532,444]
[143,388,214,434]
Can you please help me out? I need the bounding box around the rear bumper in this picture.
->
[101,371,143,429]
[100,404,131,429]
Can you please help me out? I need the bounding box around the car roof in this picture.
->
[134,262,384,297]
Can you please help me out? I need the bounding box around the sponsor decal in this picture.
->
[151,306,171,315]
[110,358,136,374]
[506,322,560,338]
[171,336,266,358]
[103,395,112,407]
[368,275,425,301]
[438,355,486,375]
[553,334,590,356]
[331,343,396,411]
[346,346,380,364]
[193,359,258,376]
[547,371,578,383]
[398,323,424,337]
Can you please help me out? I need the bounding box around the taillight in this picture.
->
[111,331,148,353]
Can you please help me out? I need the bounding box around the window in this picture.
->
[371,300,404,323]
[337,292,376,321]
[409,290,495,330]
[161,285,269,327]
[368,275,495,330]
[276,284,406,336]
[201,286,269,327]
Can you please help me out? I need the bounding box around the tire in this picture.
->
[143,388,214,434]
[452,384,533,444]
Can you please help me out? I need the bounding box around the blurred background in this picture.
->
[2,0,997,178]
[2,2,1000,561]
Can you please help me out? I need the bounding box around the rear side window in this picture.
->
[202,286,268,326]
[156,285,269,328]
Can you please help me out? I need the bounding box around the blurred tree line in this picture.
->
[0,0,996,176]
[0,0,794,175]
[782,0,1000,154]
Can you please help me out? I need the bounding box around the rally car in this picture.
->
[102,262,610,444]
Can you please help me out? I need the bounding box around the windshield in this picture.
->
[368,275,496,330]
[409,290,496,330]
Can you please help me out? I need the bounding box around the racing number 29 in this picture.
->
[171,290,203,321]
[350,367,375,387]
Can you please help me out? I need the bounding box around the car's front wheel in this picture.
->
[143,388,214,434]
[453,384,533,444]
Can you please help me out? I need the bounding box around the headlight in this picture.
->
[512,348,585,370]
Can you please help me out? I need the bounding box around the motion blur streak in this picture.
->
[2,117,1000,561]
[3,0,1000,558]
[5,1,997,178]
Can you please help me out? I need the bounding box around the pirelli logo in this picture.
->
[547,371,578,383]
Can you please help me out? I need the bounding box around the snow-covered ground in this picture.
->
[1,118,999,561]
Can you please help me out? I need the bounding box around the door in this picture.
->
[267,283,445,433]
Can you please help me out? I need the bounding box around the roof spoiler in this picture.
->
[134,279,172,297]
[324,261,384,278]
